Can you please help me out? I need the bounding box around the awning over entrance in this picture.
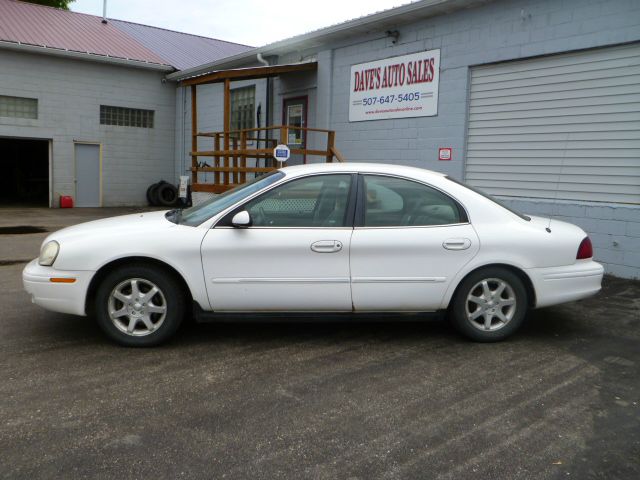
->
[179,61,317,86]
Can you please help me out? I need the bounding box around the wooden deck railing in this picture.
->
[190,125,345,193]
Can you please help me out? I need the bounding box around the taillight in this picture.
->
[577,237,593,259]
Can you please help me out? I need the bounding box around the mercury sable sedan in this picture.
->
[23,163,603,346]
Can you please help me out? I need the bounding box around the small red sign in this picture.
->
[439,147,452,161]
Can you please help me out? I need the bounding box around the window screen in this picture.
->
[230,86,255,134]
[100,105,154,128]
[0,95,37,119]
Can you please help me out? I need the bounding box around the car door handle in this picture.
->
[311,240,343,253]
[443,238,471,250]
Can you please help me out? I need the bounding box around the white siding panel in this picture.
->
[469,76,640,100]
[465,43,640,204]
[471,43,640,78]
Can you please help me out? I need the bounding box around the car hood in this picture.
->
[45,210,175,243]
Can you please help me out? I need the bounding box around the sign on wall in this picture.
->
[438,147,452,161]
[349,49,440,122]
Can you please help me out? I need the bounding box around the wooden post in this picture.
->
[214,133,220,185]
[279,127,288,169]
[223,79,231,185]
[232,137,238,184]
[326,130,335,163]
[240,130,247,183]
[190,85,198,186]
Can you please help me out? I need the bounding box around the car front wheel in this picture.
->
[450,267,528,342]
[94,264,185,347]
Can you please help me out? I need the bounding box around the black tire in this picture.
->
[147,180,168,206]
[94,264,186,347]
[146,183,158,206]
[157,183,179,207]
[449,267,528,342]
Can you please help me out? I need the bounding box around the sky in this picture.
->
[71,0,409,46]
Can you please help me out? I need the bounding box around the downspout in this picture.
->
[257,53,271,166]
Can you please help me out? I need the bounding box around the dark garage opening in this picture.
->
[0,138,49,206]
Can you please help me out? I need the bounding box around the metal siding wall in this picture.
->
[466,42,640,204]
[0,50,176,207]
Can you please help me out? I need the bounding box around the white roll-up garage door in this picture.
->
[465,42,640,204]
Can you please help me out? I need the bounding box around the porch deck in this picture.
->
[190,125,345,193]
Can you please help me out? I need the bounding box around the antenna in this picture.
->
[547,133,570,233]
[101,0,108,24]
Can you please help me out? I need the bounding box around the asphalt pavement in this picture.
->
[0,208,638,479]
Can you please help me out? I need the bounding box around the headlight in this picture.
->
[39,240,60,266]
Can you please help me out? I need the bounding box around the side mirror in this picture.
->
[231,210,252,228]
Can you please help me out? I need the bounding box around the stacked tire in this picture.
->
[146,181,190,207]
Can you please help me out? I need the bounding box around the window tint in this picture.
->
[363,175,464,227]
[244,174,352,227]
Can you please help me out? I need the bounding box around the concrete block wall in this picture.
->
[0,50,176,206]
[500,198,640,278]
[322,0,640,180]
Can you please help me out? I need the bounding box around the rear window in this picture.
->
[362,175,466,227]
[445,176,531,221]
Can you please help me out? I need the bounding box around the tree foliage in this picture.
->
[21,0,76,10]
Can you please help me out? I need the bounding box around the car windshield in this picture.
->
[176,171,285,226]
[445,176,531,221]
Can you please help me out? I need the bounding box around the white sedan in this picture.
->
[23,163,603,346]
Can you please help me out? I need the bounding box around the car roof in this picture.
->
[279,162,447,179]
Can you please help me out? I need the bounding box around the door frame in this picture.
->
[47,139,53,207]
[73,141,103,207]
[282,95,308,164]
[0,134,52,207]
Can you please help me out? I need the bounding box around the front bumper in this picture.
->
[526,260,604,309]
[22,259,94,316]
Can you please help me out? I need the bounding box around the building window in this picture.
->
[100,105,154,128]
[0,95,38,119]
[230,86,255,134]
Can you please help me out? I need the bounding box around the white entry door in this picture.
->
[201,173,355,311]
[74,143,101,207]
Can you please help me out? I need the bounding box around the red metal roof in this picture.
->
[111,20,252,71]
[0,0,169,66]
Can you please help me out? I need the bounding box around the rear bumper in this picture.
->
[526,260,604,308]
[22,259,93,316]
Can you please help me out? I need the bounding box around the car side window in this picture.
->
[244,174,352,227]
[362,175,464,227]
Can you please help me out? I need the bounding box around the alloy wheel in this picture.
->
[465,278,516,332]
[107,278,167,336]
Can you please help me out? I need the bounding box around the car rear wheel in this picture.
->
[450,267,528,342]
[94,264,185,347]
